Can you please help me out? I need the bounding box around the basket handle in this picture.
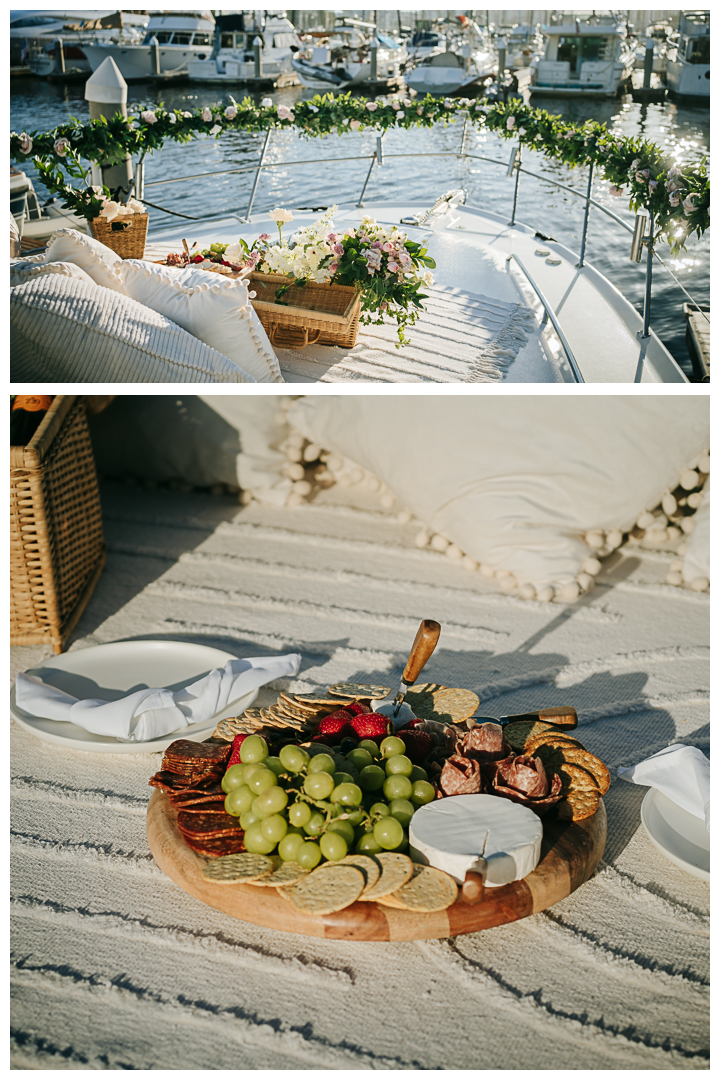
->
[267,324,321,350]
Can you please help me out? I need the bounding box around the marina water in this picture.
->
[11,77,709,376]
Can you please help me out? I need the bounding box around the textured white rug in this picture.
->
[275,285,538,383]
[10,480,709,1069]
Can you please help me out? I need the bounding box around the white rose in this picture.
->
[225,106,238,119]
[261,98,273,108]
[140,110,157,124]
[268,208,294,224]
[168,113,176,123]
[201,107,213,122]
[124,198,145,214]
[396,110,405,119]
[100,200,122,221]
[53,137,70,156]
[19,132,33,154]
[209,124,222,136]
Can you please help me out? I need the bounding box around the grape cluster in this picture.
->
[222,733,436,870]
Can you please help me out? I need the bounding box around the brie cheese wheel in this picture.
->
[409,794,543,886]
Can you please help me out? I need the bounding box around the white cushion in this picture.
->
[43,227,126,292]
[10,273,255,383]
[287,396,710,591]
[11,256,96,288]
[682,479,709,588]
[120,260,283,384]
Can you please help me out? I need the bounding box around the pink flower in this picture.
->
[350,119,360,130]
[277,104,294,121]
[388,260,400,273]
[332,244,344,256]
[382,242,393,252]
[506,116,516,129]
[667,164,681,179]
[329,261,339,273]
[391,100,401,110]
[258,233,271,241]
[366,101,378,112]
[669,191,681,207]
[648,180,658,192]
[416,106,423,115]
[380,302,388,311]
[53,137,70,156]
[18,132,33,154]
[683,194,697,214]
[635,170,649,183]
[630,158,640,170]
[140,110,157,124]
[200,107,212,122]
[224,105,238,119]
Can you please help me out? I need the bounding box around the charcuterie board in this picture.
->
[146,790,606,942]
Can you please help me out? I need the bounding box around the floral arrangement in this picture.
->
[31,153,145,223]
[11,92,709,256]
[224,205,436,346]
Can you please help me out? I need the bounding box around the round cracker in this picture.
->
[557,786,601,822]
[525,732,586,754]
[360,852,414,901]
[389,863,458,912]
[250,861,308,888]
[329,682,391,699]
[533,743,610,794]
[504,720,556,752]
[286,864,365,915]
[554,761,599,795]
[201,853,276,884]
[432,688,480,723]
[313,854,381,894]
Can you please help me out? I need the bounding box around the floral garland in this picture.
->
[11,92,709,255]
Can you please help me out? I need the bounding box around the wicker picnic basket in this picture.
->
[89,212,149,259]
[249,272,362,349]
[10,396,106,653]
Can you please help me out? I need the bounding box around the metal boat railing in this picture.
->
[133,122,678,347]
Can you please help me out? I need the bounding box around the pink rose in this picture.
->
[53,137,70,157]
[18,132,33,154]
[350,119,360,130]
[683,194,697,215]
[608,185,624,196]
[648,180,658,192]
[224,106,238,120]
[140,110,157,124]
[366,101,378,112]
[332,244,344,256]
[277,104,293,121]
[506,116,516,129]
[200,107,212,122]
[669,191,681,207]
[416,106,423,115]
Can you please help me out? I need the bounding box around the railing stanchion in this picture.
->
[641,212,654,339]
[510,147,521,227]
[460,116,468,156]
[578,160,594,268]
[357,135,382,208]
[245,128,271,221]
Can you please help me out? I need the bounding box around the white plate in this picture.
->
[640,787,710,882]
[10,640,258,754]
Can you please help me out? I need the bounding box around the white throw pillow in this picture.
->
[120,260,283,384]
[11,256,96,288]
[10,273,255,383]
[43,227,126,292]
[287,396,710,595]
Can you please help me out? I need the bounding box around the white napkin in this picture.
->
[15,653,301,743]
[617,744,710,830]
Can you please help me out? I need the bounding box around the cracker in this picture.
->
[555,761,600,795]
[533,743,610,794]
[432,688,480,723]
[360,852,414,901]
[313,854,381,894]
[557,786,601,822]
[503,720,556,752]
[286,864,366,915]
[375,892,407,908]
[201,853,276,884]
[291,693,348,706]
[213,717,257,741]
[250,861,308,888]
[328,682,390,700]
[386,863,458,912]
[525,732,586,754]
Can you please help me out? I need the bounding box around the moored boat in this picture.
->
[405,19,495,97]
[291,25,406,91]
[188,12,301,86]
[80,11,215,82]
[529,14,635,98]
[664,11,709,99]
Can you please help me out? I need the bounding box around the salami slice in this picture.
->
[149,770,222,792]
[164,739,232,765]
[492,755,562,815]
[177,810,243,838]
[439,754,483,796]
[462,723,511,762]
[182,832,246,858]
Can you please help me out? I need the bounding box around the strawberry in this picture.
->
[227,733,249,769]
[316,710,354,745]
[350,712,392,740]
[344,702,371,717]
[399,729,432,764]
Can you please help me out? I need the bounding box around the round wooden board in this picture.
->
[147,790,606,942]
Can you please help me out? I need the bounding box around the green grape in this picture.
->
[303,772,334,800]
[296,841,322,869]
[358,764,385,792]
[370,801,390,818]
[307,753,336,775]
[330,782,363,807]
[261,813,288,844]
[278,831,304,862]
[344,807,365,826]
[356,831,383,855]
[285,823,304,835]
[397,833,409,853]
[384,774,413,800]
[264,756,284,777]
[411,780,436,806]
[332,771,353,786]
[222,763,246,793]
[240,809,261,830]
[346,747,373,771]
[410,765,429,783]
[357,739,380,758]
[320,831,348,861]
[307,743,333,756]
[224,785,254,816]
[247,767,277,795]
[240,734,269,764]
[380,736,405,759]
[303,810,326,836]
[244,822,276,854]
[389,798,415,827]
[326,819,355,845]
[288,801,312,827]
[239,762,263,786]
[385,753,413,777]
[254,785,288,817]
[279,744,308,773]
[373,816,404,850]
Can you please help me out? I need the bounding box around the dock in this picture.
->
[684,303,710,381]
[630,71,667,102]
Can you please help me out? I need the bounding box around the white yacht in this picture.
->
[500,23,544,69]
[405,22,495,97]
[405,28,447,63]
[81,12,215,81]
[529,14,635,98]
[24,12,147,78]
[188,13,300,85]
[664,11,709,99]
[291,27,406,91]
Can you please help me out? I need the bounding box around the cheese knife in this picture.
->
[372,619,441,726]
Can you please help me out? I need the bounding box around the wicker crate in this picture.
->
[11,396,106,654]
[249,272,362,349]
[89,212,149,259]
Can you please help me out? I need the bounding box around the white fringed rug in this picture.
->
[276,285,538,383]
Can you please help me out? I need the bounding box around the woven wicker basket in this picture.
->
[249,272,362,350]
[11,396,106,654]
[89,212,149,259]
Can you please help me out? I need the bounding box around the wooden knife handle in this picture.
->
[402,620,441,686]
[461,860,487,905]
[503,706,578,729]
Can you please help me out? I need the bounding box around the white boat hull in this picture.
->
[81,42,212,80]
[665,58,710,97]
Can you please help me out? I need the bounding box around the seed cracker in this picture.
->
[328,682,390,699]
[557,786,601,822]
[285,864,366,915]
[387,863,458,912]
[201,853,277,884]
[250,861,309,888]
[360,852,414,901]
[525,732,586,754]
[313,854,381,894]
[503,721,557,752]
[533,743,610,794]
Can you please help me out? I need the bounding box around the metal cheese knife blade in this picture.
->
[467,706,578,729]
[389,619,441,718]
